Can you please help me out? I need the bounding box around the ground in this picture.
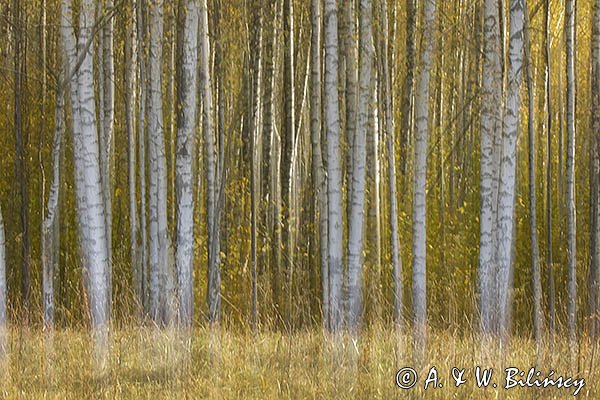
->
[0,324,597,399]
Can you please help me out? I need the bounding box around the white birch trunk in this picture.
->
[137,0,148,314]
[412,0,436,343]
[380,0,402,327]
[42,83,65,331]
[61,0,110,365]
[324,0,343,333]
[497,0,524,336]
[346,0,373,332]
[479,0,503,335]
[565,0,577,342]
[176,0,199,328]
[148,0,176,325]
[200,0,220,324]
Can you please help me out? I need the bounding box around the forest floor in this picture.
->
[0,323,597,399]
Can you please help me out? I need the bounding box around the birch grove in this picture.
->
[1,0,600,377]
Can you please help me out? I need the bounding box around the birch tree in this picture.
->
[310,0,329,330]
[200,0,220,324]
[412,0,436,344]
[324,0,343,334]
[497,0,524,336]
[249,0,262,330]
[346,0,373,332]
[61,0,110,364]
[523,4,543,343]
[380,0,402,327]
[479,0,502,335]
[544,0,556,340]
[42,81,65,331]
[176,0,199,328]
[148,0,176,324]
[261,0,276,293]
[565,0,577,342]
[125,0,141,312]
[0,205,6,356]
[100,0,115,296]
[400,0,416,179]
[281,0,295,324]
[137,0,148,314]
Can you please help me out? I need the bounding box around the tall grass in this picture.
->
[0,323,597,399]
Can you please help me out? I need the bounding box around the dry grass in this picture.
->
[0,324,598,399]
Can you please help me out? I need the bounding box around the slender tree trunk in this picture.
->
[590,0,600,338]
[42,83,65,331]
[137,0,149,315]
[176,0,199,328]
[212,0,226,327]
[0,206,6,356]
[523,4,543,344]
[249,0,263,331]
[261,0,276,307]
[400,0,416,182]
[343,0,358,215]
[479,0,503,336]
[13,0,31,319]
[544,0,556,341]
[369,75,382,319]
[565,0,577,342]
[61,0,110,366]
[497,0,524,337]
[126,0,141,314]
[100,0,115,309]
[412,0,436,347]
[381,0,403,328]
[168,2,177,229]
[200,0,220,324]
[310,0,328,331]
[324,0,343,334]
[280,0,295,326]
[346,0,373,332]
[148,0,176,325]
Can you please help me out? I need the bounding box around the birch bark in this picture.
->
[176,0,199,328]
[497,0,524,336]
[412,0,436,343]
[324,0,343,333]
[346,0,373,332]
